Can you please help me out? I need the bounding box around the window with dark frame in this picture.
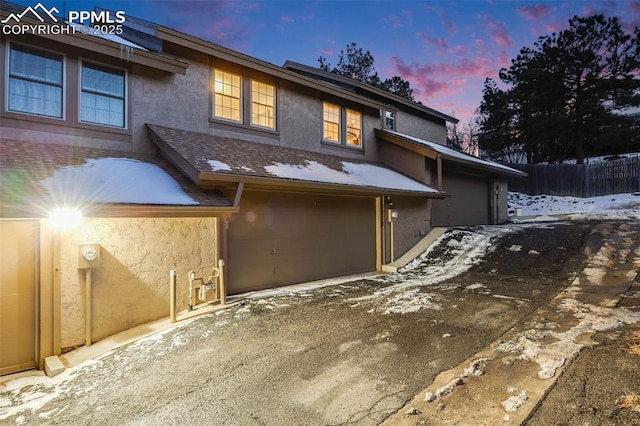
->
[384,110,395,130]
[323,102,363,148]
[8,44,63,118]
[323,101,341,142]
[80,61,126,128]
[213,69,242,122]
[346,108,361,146]
[251,80,275,129]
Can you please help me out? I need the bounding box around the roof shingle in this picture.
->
[0,139,232,217]
[147,124,442,196]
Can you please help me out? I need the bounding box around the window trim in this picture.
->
[383,110,396,131]
[212,68,243,124]
[322,101,364,150]
[346,108,362,147]
[250,79,276,130]
[78,59,128,129]
[322,101,341,144]
[6,42,66,120]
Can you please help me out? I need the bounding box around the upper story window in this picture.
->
[7,44,63,118]
[323,102,363,149]
[384,111,395,130]
[251,80,275,129]
[80,61,126,128]
[212,68,277,131]
[323,102,341,143]
[213,69,242,122]
[346,109,362,147]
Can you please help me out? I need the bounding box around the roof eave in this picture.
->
[198,172,446,198]
[284,61,458,124]
[156,27,385,110]
[0,204,238,219]
[440,155,527,178]
[86,204,238,217]
[375,128,439,160]
[1,13,188,75]
[147,125,201,183]
[376,129,526,178]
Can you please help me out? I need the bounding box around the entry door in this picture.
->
[0,220,38,376]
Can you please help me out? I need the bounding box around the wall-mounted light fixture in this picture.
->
[48,208,83,231]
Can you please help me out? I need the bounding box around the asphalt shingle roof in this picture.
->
[147,124,442,195]
[0,139,231,217]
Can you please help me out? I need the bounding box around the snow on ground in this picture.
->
[0,320,213,421]
[496,301,640,381]
[509,191,640,218]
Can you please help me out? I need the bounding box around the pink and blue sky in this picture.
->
[11,0,640,122]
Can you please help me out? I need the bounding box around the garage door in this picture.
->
[0,220,38,376]
[432,172,491,226]
[227,192,376,294]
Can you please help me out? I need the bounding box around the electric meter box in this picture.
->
[78,243,101,269]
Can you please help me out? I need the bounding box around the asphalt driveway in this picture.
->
[1,219,639,425]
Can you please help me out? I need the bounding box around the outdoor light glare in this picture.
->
[48,208,83,231]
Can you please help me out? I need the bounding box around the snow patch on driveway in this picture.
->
[496,300,640,380]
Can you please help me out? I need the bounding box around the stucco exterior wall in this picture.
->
[131,49,211,153]
[385,196,432,262]
[495,177,509,223]
[278,82,322,152]
[378,142,428,184]
[278,81,381,161]
[395,111,446,144]
[59,217,218,350]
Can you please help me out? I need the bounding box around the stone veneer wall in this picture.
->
[59,217,218,350]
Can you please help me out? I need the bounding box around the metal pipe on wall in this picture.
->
[218,259,226,306]
[85,269,92,347]
[170,270,177,323]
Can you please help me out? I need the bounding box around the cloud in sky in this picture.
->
[517,4,553,21]
[155,0,265,50]
[381,10,413,28]
[416,33,449,48]
[475,14,514,48]
[390,54,497,98]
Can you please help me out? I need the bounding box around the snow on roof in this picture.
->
[263,160,439,193]
[208,160,232,172]
[382,130,525,176]
[39,158,199,205]
[146,125,442,196]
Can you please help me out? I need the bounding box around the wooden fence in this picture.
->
[507,156,640,197]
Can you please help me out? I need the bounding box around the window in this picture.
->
[346,109,361,146]
[384,111,395,130]
[214,69,241,122]
[323,102,364,148]
[8,44,63,118]
[251,80,275,129]
[323,102,341,142]
[80,61,126,127]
